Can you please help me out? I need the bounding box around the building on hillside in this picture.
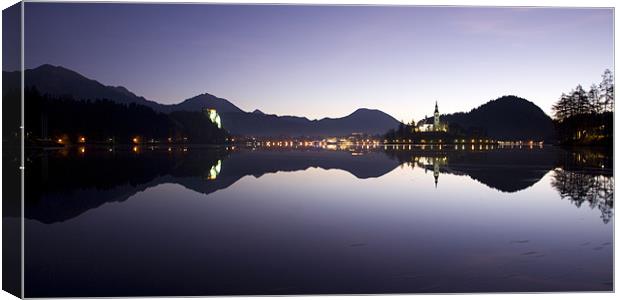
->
[415,101,447,132]
[203,108,222,129]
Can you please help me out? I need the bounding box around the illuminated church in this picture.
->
[416,101,447,132]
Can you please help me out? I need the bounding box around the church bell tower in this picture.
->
[433,101,440,131]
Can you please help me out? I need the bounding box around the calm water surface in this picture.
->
[23,145,613,296]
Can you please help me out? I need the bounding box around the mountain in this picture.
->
[158,93,244,114]
[9,64,401,137]
[435,96,556,141]
[6,64,244,114]
[17,64,162,109]
[24,148,400,224]
[221,108,400,137]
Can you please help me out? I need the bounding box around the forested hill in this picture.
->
[8,64,400,137]
[438,96,556,141]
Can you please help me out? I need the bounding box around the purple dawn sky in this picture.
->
[23,3,613,121]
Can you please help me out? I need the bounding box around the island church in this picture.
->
[415,101,448,132]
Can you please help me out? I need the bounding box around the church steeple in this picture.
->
[433,101,440,131]
[433,157,440,188]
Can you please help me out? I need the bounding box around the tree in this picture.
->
[397,121,406,137]
[551,69,613,146]
[599,69,614,112]
[587,84,600,114]
[574,85,589,115]
[552,93,571,122]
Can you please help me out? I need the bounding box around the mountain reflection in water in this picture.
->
[21,145,613,296]
[24,145,612,224]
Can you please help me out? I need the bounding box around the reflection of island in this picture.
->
[414,156,447,188]
[385,146,559,192]
[388,146,614,223]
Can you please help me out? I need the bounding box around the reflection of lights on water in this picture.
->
[207,160,222,180]
[79,147,85,154]
[132,146,139,153]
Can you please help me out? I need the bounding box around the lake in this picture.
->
[22,145,613,296]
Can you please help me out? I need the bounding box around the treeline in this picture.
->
[551,69,613,146]
[383,95,557,142]
[384,120,488,143]
[25,87,228,145]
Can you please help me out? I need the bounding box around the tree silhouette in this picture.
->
[551,70,613,146]
[551,169,614,224]
[24,87,229,145]
[600,69,614,112]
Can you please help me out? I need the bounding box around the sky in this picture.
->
[22,3,613,122]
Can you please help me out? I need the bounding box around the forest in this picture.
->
[551,69,614,146]
[23,87,229,145]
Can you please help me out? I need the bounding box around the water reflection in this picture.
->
[24,145,613,225]
[384,146,558,193]
[551,148,614,223]
[206,159,222,180]
[551,170,614,224]
[23,145,613,296]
